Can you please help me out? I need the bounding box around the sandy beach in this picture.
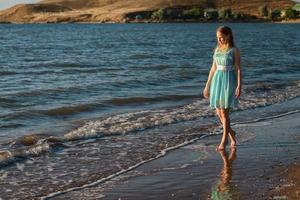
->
[48,110,300,200]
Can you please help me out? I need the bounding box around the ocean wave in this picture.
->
[31,62,94,69]
[12,63,123,75]
[0,67,121,76]
[0,102,104,120]
[40,134,209,200]
[0,97,18,104]
[105,94,199,106]
[129,64,171,71]
[64,80,300,141]
[0,136,66,167]
[0,80,299,168]
[60,67,121,73]
[1,95,197,120]
[42,103,104,116]
[0,71,18,76]
[0,110,43,121]
[1,80,300,123]
[0,123,24,129]
[128,53,168,60]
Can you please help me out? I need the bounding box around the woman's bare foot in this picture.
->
[229,129,237,148]
[230,141,236,149]
[216,144,226,151]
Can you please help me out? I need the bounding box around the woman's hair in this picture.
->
[217,26,235,48]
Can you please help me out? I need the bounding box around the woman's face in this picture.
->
[216,31,228,46]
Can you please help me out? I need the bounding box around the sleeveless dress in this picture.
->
[209,47,238,109]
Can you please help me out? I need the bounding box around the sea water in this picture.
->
[0,23,299,199]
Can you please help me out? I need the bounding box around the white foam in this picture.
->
[62,81,300,142]
[0,150,13,166]
[40,134,209,199]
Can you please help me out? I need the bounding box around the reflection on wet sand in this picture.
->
[210,148,240,200]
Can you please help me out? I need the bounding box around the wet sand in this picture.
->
[270,163,300,199]
[52,111,300,200]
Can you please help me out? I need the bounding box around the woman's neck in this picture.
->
[218,44,232,51]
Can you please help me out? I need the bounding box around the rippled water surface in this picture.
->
[0,23,299,199]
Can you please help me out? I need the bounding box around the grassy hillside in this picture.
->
[0,0,296,23]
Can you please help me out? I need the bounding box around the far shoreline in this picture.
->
[1,19,300,25]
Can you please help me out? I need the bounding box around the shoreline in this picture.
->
[1,19,300,24]
[0,23,299,199]
[51,110,300,199]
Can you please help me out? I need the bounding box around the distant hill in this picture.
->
[0,0,296,23]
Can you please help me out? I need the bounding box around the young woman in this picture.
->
[203,26,242,151]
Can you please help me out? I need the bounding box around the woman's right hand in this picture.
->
[203,87,209,99]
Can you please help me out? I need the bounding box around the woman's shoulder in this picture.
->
[213,47,218,56]
[232,46,240,53]
[232,47,240,56]
[214,46,239,55]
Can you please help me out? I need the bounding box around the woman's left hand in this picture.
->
[235,86,241,99]
[203,86,209,99]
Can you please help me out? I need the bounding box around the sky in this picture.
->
[0,0,39,10]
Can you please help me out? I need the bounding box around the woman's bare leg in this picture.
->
[216,108,229,150]
[216,109,236,148]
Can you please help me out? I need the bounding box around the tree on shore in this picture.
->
[151,9,165,21]
[218,7,232,20]
[283,8,298,19]
[292,3,300,12]
[259,5,268,17]
[268,9,281,21]
[204,9,218,20]
[182,8,204,19]
[232,11,244,20]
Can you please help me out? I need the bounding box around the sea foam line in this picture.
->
[232,109,300,126]
[40,108,300,199]
[62,81,300,141]
[40,134,210,200]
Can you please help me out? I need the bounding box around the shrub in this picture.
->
[218,7,232,20]
[292,3,300,12]
[182,8,204,19]
[232,11,243,20]
[151,9,165,21]
[135,14,143,20]
[259,5,268,17]
[164,9,182,19]
[284,8,298,19]
[268,9,281,21]
[164,9,173,19]
[204,9,219,20]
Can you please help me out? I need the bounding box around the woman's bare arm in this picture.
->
[234,48,242,98]
[205,60,217,89]
[203,60,216,98]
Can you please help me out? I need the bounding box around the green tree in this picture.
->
[135,14,143,20]
[268,9,281,21]
[164,9,182,19]
[182,8,204,19]
[218,7,232,20]
[284,8,298,19]
[259,5,268,17]
[204,9,219,20]
[292,3,300,12]
[151,9,165,21]
[232,11,243,20]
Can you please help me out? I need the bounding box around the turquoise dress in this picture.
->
[210,47,238,109]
